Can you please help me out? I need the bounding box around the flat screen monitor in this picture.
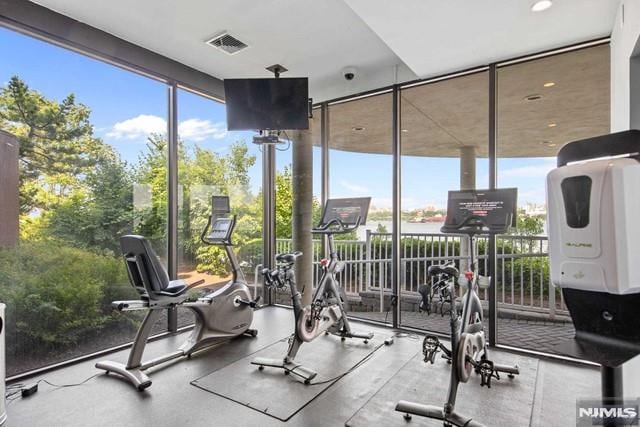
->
[320,197,371,226]
[224,78,309,131]
[442,188,517,234]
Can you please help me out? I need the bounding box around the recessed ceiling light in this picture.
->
[401,129,409,133]
[548,123,557,128]
[352,126,365,132]
[548,143,557,147]
[531,0,553,12]
[541,140,555,146]
[543,82,555,88]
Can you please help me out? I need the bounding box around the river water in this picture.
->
[357,220,444,239]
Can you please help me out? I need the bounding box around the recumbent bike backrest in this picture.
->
[120,235,171,299]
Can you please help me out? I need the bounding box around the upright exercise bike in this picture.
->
[96,196,259,391]
[252,197,375,384]
[397,188,520,427]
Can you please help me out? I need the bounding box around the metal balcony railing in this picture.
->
[276,230,566,319]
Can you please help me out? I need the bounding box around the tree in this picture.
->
[0,76,105,214]
[271,166,322,239]
[511,210,545,236]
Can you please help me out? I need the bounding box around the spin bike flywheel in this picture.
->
[456,332,480,383]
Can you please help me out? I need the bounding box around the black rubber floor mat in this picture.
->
[192,332,384,421]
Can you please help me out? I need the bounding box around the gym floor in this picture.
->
[6,306,599,427]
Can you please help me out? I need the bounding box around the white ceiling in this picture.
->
[32,0,619,102]
[344,0,619,78]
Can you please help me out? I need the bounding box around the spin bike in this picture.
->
[252,197,375,384]
[397,189,520,427]
[96,196,259,391]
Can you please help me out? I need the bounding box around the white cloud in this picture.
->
[107,115,227,142]
[340,180,370,194]
[178,118,227,141]
[107,114,166,139]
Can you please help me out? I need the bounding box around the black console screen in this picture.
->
[442,188,517,234]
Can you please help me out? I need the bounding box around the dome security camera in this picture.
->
[342,67,357,81]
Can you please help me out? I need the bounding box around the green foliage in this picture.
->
[511,209,545,236]
[272,166,322,239]
[0,76,105,214]
[0,242,132,351]
[375,223,388,233]
[0,76,267,360]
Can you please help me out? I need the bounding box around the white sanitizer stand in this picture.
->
[547,130,640,427]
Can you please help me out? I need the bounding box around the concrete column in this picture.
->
[0,130,19,248]
[459,146,476,190]
[291,122,314,306]
[459,146,476,274]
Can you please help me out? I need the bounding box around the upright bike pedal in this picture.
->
[478,360,496,388]
[422,335,440,364]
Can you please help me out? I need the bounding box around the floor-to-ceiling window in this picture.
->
[496,44,610,353]
[328,93,393,321]
[175,88,264,326]
[399,71,489,332]
[0,27,168,376]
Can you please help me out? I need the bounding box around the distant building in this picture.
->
[524,203,546,216]
[0,130,19,248]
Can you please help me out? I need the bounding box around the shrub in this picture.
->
[0,241,132,353]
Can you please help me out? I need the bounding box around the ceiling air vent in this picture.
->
[206,32,248,55]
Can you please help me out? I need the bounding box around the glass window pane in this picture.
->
[329,93,393,320]
[400,72,489,332]
[0,27,167,376]
[496,44,610,353]
[176,89,263,325]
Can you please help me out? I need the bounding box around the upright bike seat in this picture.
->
[276,251,303,264]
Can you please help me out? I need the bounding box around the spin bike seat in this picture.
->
[428,264,459,278]
[276,251,303,264]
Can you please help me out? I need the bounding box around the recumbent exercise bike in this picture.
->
[96,196,259,391]
[397,188,520,427]
[252,197,375,384]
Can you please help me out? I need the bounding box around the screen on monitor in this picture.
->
[320,197,371,226]
[442,188,517,233]
[224,78,309,131]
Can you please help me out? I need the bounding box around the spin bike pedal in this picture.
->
[478,360,496,388]
[422,336,440,364]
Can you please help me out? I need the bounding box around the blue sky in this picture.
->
[0,27,552,211]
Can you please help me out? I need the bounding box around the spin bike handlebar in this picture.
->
[311,216,361,235]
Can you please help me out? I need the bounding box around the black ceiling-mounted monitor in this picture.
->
[224,78,309,131]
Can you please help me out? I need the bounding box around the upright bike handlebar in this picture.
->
[311,216,361,235]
